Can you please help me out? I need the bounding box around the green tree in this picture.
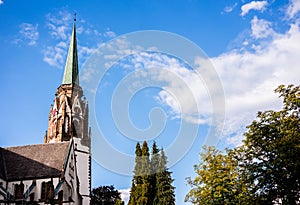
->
[91,185,124,205]
[128,141,152,205]
[129,141,176,205]
[128,143,142,205]
[138,141,152,205]
[150,141,160,201]
[185,146,253,204]
[243,84,300,204]
[153,149,175,205]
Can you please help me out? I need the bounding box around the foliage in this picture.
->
[153,149,175,205]
[185,146,254,204]
[243,84,300,204]
[186,84,300,205]
[128,143,142,205]
[91,185,124,205]
[128,141,175,205]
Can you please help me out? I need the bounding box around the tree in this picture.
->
[91,185,124,205]
[138,141,152,205]
[153,149,175,205]
[128,143,142,205]
[185,146,253,204]
[150,142,160,202]
[129,141,176,205]
[243,84,300,204]
[128,141,152,205]
[186,84,300,204]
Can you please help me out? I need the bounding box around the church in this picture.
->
[0,18,91,205]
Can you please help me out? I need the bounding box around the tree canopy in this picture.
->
[186,84,300,205]
[243,84,300,204]
[185,146,253,204]
[91,185,124,205]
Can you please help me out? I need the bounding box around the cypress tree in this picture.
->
[128,143,142,205]
[154,149,175,205]
[129,142,175,205]
[138,141,152,205]
[150,142,160,203]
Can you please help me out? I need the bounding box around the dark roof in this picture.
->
[0,142,70,181]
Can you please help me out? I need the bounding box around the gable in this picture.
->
[0,142,70,181]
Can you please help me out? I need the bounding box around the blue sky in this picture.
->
[1,0,300,204]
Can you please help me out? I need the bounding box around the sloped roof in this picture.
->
[0,142,70,181]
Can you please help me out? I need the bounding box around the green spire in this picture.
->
[62,16,79,85]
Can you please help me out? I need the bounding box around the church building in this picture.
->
[0,17,91,205]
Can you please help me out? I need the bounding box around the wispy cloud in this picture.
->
[287,0,300,19]
[103,28,117,38]
[152,18,300,146]
[43,9,116,69]
[42,10,73,68]
[241,1,268,16]
[250,16,274,39]
[14,23,39,46]
[46,10,72,40]
[121,51,211,124]
[107,3,300,147]
[43,41,67,68]
[224,2,238,13]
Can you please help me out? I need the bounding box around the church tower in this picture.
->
[44,16,91,205]
[45,17,90,146]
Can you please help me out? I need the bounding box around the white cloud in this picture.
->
[119,19,300,146]
[241,1,268,16]
[78,5,300,147]
[287,0,300,19]
[16,23,39,46]
[0,0,4,5]
[103,28,117,38]
[43,9,115,69]
[224,2,238,13]
[46,11,72,40]
[43,11,73,67]
[119,188,130,204]
[117,51,212,125]
[211,21,300,145]
[251,16,274,39]
[43,41,67,68]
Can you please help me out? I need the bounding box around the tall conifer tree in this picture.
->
[150,142,160,203]
[138,141,152,205]
[153,149,175,205]
[128,143,142,205]
[128,142,175,205]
